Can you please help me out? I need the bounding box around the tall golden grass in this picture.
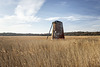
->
[0,36,100,67]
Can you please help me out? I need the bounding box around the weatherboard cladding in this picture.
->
[52,21,65,39]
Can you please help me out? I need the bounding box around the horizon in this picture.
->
[0,0,100,33]
[0,31,100,34]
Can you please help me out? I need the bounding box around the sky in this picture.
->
[0,0,100,33]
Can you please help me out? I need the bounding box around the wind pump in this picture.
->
[47,20,65,39]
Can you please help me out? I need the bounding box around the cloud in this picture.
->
[0,0,45,33]
[93,25,100,27]
[45,16,80,21]
[0,0,45,23]
[45,15,100,32]
[0,23,32,33]
[45,15,100,21]
[63,16,80,21]
[55,1,68,6]
[0,0,18,6]
[45,17,60,21]
[15,0,45,17]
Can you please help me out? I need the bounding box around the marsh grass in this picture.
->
[0,36,100,67]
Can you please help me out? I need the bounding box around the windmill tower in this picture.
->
[47,20,65,39]
[52,21,65,39]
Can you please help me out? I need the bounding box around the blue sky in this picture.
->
[0,0,100,33]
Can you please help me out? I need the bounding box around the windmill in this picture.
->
[47,20,65,39]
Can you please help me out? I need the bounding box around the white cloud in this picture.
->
[45,17,60,21]
[0,0,45,33]
[15,0,45,17]
[45,15,100,32]
[0,15,40,24]
[45,16,80,21]
[0,24,32,33]
[0,0,45,23]
[45,15,100,21]
[63,16,80,21]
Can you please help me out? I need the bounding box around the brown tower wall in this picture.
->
[52,21,65,39]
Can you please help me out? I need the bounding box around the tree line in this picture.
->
[0,32,100,36]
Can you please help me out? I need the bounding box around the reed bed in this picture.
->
[0,36,100,67]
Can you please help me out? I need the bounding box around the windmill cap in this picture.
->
[52,20,62,24]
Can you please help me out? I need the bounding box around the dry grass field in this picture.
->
[0,36,100,67]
